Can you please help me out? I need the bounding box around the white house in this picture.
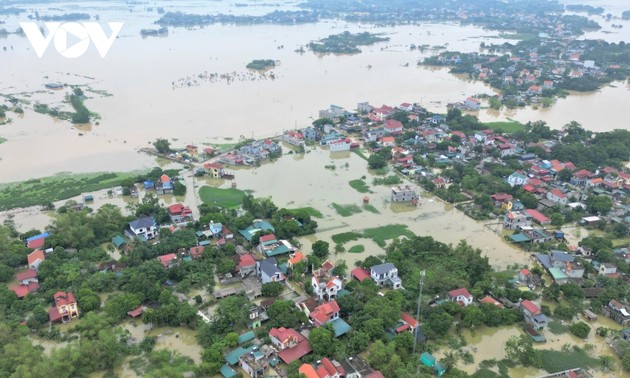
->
[257,258,285,284]
[312,276,343,301]
[465,97,480,110]
[448,287,474,307]
[282,131,305,147]
[507,172,528,187]
[329,138,352,152]
[599,263,618,276]
[127,217,158,240]
[546,188,568,205]
[370,263,402,289]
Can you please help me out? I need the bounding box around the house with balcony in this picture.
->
[239,348,270,378]
[127,216,158,240]
[370,263,402,289]
[504,211,531,230]
[309,300,352,337]
[269,327,312,364]
[391,185,418,203]
[520,300,548,330]
[257,258,285,284]
[603,300,630,326]
[312,275,343,301]
[546,188,568,205]
[49,291,79,323]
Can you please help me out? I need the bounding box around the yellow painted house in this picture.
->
[49,291,79,323]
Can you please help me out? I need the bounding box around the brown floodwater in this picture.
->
[4,0,627,182]
[221,147,528,269]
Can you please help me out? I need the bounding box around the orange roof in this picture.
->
[401,312,418,327]
[160,174,171,183]
[591,177,603,184]
[27,250,45,266]
[381,136,395,143]
[298,364,319,378]
[289,252,305,265]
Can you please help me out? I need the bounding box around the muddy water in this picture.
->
[0,0,576,182]
[222,147,528,269]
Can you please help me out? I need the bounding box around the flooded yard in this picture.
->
[223,147,528,270]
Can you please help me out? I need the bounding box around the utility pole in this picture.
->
[414,270,426,377]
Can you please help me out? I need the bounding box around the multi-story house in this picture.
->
[49,291,79,323]
[312,275,343,301]
[520,300,548,330]
[504,211,531,230]
[127,216,158,240]
[370,263,402,289]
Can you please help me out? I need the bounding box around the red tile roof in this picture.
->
[239,254,256,268]
[520,268,531,276]
[259,234,277,243]
[167,203,185,215]
[550,188,566,198]
[396,323,411,333]
[10,282,39,298]
[189,246,204,259]
[298,364,320,378]
[157,253,177,268]
[289,252,305,265]
[401,312,418,328]
[479,295,504,308]
[448,288,472,299]
[160,174,171,183]
[16,270,37,281]
[351,267,371,282]
[27,238,46,249]
[381,136,395,143]
[365,372,385,378]
[54,291,76,306]
[384,119,403,130]
[270,327,312,364]
[310,301,340,326]
[525,209,550,224]
[321,260,335,272]
[127,305,144,318]
[520,299,541,315]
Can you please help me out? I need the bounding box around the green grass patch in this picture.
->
[362,204,380,214]
[199,186,246,208]
[349,179,370,193]
[0,137,6,144]
[0,171,142,211]
[539,346,601,373]
[347,244,365,253]
[547,320,568,335]
[331,232,362,245]
[351,148,368,161]
[363,224,415,247]
[331,203,363,217]
[482,119,527,134]
[290,206,323,218]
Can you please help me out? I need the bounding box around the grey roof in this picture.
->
[371,263,396,275]
[534,253,552,269]
[129,216,156,229]
[551,251,574,263]
[259,258,281,277]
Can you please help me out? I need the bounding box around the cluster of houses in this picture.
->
[9,233,81,324]
[431,32,617,107]
[218,139,282,166]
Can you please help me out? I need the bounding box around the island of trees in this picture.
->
[246,59,276,70]
[308,31,390,54]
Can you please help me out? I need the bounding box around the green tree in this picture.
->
[550,213,564,227]
[76,288,101,313]
[312,240,330,259]
[368,154,387,169]
[461,305,486,328]
[261,282,284,297]
[505,335,542,367]
[586,195,613,215]
[153,138,171,153]
[520,192,539,209]
[267,300,307,328]
[569,321,591,338]
[309,325,336,357]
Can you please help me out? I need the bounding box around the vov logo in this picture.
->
[20,22,123,58]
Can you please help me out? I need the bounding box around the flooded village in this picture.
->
[1,0,630,377]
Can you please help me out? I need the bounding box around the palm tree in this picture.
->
[440,351,459,371]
